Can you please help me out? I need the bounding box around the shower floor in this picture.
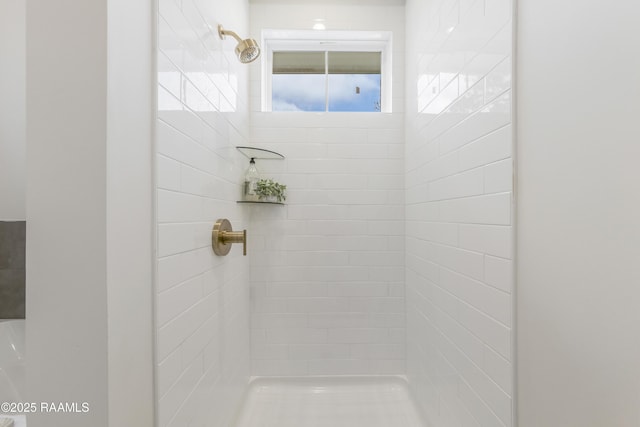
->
[233,376,425,427]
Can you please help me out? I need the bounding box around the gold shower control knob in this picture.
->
[212,219,247,256]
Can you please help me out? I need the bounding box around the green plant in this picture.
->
[255,179,287,202]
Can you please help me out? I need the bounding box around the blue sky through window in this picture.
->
[272,72,381,112]
[272,74,325,111]
[329,74,381,112]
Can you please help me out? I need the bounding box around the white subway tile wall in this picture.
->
[248,113,405,376]
[405,0,514,426]
[247,3,406,377]
[155,0,251,426]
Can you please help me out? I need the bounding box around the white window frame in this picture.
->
[261,29,393,113]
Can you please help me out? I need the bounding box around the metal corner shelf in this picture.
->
[236,200,285,206]
[236,146,285,160]
[237,147,286,206]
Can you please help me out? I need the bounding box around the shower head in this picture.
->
[218,24,261,64]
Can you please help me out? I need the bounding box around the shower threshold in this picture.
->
[233,375,425,427]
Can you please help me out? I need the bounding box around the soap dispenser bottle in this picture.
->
[244,158,259,200]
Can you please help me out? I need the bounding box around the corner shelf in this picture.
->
[237,146,286,206]
[236,146,285,160]
[236,200,285,206]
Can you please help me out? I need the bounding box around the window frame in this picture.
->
[261,30,393,113]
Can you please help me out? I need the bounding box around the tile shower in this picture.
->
[154,0,512,426]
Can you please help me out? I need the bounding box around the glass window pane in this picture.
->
[271,51,383,112]
[272,74,327,111]
[327,74,381,112]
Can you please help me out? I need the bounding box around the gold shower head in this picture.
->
[218,24,261,64]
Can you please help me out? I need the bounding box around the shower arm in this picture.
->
[218,25,243,44]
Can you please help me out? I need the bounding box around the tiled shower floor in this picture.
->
[233,376,425,427]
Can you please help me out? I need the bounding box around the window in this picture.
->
[262,30,392,112]
[272,51,382,112]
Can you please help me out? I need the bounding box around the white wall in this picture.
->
[106,0,154,425]
[154,0,252,426]
[248,1,406,376]
[26,1,108,426]
[405,0,514,426]
[516,1,640,426]
[0,0,26,221]
[26,1,155,427]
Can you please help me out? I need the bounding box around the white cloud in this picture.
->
[272,74,325,106]
[272,99,303,111]
[272,74,380,110]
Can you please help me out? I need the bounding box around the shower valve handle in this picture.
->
[212,219,247,256]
